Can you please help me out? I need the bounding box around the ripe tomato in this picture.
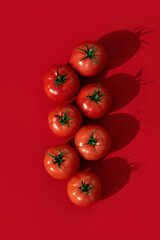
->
[77,83,111,119]
[75,124,111,160]
[44,145,80,180]
[48,104,82,138]
[67,171,102,207]
[69,41,108,77]
[44,64,80,101]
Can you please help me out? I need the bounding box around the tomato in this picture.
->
[48,104,82,138]
[77,83,111,119]
[67,171,102,207]
[69,41,108,77]
[75,124,111,160]
[44,145,80,180]
[44,64,80,101]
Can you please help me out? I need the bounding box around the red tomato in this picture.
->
[75,124,111,160]
[69,41,108,77]
[77,83,111,119]
[67,171,102,207]
[44,64,80,101]
[48,104,82,138]
[44,145,80,180]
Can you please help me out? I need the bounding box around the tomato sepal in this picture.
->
[78,180,95,194]
[55,68,67,89]
[54,108,73,128]
[46,148,66,170]
[76,45,100,64]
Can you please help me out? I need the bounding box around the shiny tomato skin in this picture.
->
[44,145,80,180]
[70,41,108,77]
[75,125,111,160]
[44,64,80,101]
[77,83,111,119]
[48,104,82,138]
[67,171,102,207]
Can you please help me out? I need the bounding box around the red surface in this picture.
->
[1,0,160,239]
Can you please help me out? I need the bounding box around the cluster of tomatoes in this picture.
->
[44,41,111,207]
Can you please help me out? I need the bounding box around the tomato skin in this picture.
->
[70,41,108,77]
[44,145,80,180]
[77,83,111,119]
[44,64,80,101]
[67,171,102,207]
[48,104,82,138]
[75,125,111,161]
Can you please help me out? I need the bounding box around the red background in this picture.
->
[1,0,160,239]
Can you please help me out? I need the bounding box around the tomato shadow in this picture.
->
[101,67,152,112]
[80,157,140,199]
[78,27,152,86]
[102,72,140,112]
[98,27,152,70]
[73,67,153,113]
[83,113,140,152]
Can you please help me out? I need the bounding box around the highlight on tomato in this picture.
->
[48,104,82,138]
[67,171,102,207]
[75,124,111,161]
[77,83,111,119]
[44,64,80,101]
[44,145,80,180]
[69,41,108,77]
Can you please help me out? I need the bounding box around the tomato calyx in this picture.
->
[76,45,100,64]
[86,83,108,104]
[78,180,95,193]
[54,109,73,127]
[55,68,67,89]
[86,132,97,149]
[46,148,66,170]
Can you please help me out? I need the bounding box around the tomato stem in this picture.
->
[46,148,66,170]
[54,109,72,127]
[55,68,67,89]
[76,45,100,64]
[86,83,109,104]
[86,132,97,149]
[78,180,95,193]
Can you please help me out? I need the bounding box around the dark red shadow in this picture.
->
[101,69,143,112]
[79,157,140,199]
[83,113,140,152]
[98,27,151,70]
[78,27,151,86]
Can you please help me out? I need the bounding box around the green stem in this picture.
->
[76,45,100,64]
[54,109,72,127]
[55,68,67,89]
[78,180,95,193]
[86,132,97,149]
[86,83,109,104]
[46,148,66,170]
